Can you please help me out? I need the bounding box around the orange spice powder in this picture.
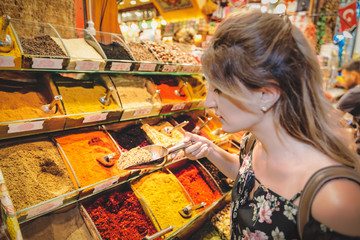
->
[55,131,124,187]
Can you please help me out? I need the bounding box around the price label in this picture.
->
[93,178,119,193]
[110,62,131,71]
[0,56,15,67]
[8,121,44,133]
[171,103,186,111]
[83,113,108,123]
[162,64,178,72]
[27,197,64,219]
[32,58,63,69]
[138,63,156,72]
[133,107,152,116]
[180,65,195,73]
[75,61,100,71]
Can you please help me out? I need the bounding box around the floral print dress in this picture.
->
[230,133,360,240]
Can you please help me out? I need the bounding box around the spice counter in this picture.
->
[0,110,237,239]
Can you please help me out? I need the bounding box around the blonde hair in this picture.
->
[202,11,360,170]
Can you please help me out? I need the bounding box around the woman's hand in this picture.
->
[183,132,214,160]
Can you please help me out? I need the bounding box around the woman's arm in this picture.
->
[183,132,240,179]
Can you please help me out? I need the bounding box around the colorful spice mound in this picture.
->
[174,164,221,210]
[85,190,160,240]
[211,203,231,240]
[117,147,153,170]
[108,124,149,151]
[0,80,63,121]
[189,219,223,240]
[199,158,233,193]
[141,122,183,147]
[19,35,66,56]
[132,171,193,236]
[99,42,133,60]
[0,140,75,211]
[55,131,123,187]
[58,85,119,114]
[157,83,189,103]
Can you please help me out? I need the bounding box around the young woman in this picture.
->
[183,11,360,239]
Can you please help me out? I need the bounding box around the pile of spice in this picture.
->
[168,44,198,64]
[19,35,66,56]
[199,158,233,193]
[0,140,75,211]
[189,219,223,240]
[108,124,150,152]
[153,77,190,103]
[57,81,120,115]
[211,203,231,240]
[99,42,133,60]
[117,146,153,170]
[54,38,103,60]
[145,40,178,63]
[174,164,221,210]
[111,75,159,109]
[0,80,63,122]
[20,207,94,240]
[84,189,160,240]
[141,122,183,147]
[131,171,193,236]
[127,42,157,62]
[55,131,123,187]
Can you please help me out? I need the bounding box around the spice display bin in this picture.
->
[109,74,162,121]
[130,168,196,238]
[79,182,163,240]
[172,193,231,240]
[0,73,66,140]
[126,39,161,72]
[94,31,136,72]
[20,204,99,240]
[165,43,200,74]
[52,127,130,198]
[0,135,80,223]
[0,18,22,70]
[52,73,123,129]
[51,24,106,71]
[152,76,193,114]
[10,19,70,70]
[175,43,203,74]
[178,75,206,110]
[143,40,180,73]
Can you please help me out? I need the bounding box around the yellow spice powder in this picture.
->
[141,123,183,147]
[58,85,120,114]
[132,171,193,236]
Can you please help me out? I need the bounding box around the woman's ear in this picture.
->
[260,86,280,111]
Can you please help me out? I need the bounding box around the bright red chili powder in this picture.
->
[174,164,222,211]
[85,190,160,240]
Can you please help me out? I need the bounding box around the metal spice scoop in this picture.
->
[192,117,212,134]
[0,15,13,53]
[96,153,120,167]
[164,120,189,135]
[99,86,114,106]
[40,95,62,114]
[174,82,188,97]
[123,141,193,170]
[141,225,175,240]
[179,202,207,218]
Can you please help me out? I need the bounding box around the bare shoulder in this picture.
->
[312,178,360,236]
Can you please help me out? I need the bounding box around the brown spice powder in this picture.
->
[0,140,76,211]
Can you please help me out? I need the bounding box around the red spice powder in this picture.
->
[174,164,222,210]
[85,190,160,240]
[157,83,189,103]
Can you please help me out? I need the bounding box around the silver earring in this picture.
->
[261,106,267,112]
